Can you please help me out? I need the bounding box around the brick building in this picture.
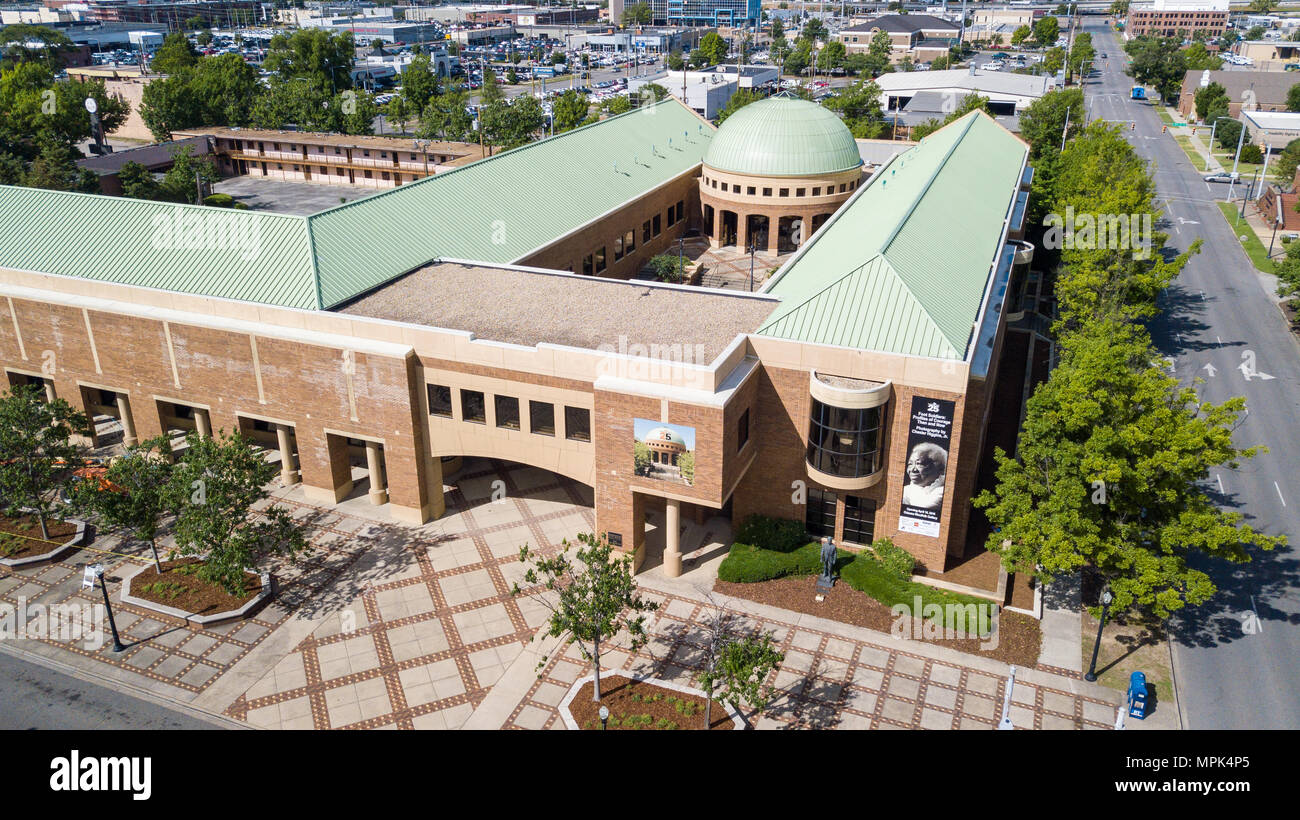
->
[839,14,961,64]
[0,98,1032,577]
[1126,0,1228,38]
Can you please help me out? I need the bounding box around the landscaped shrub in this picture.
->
[202,193,235,208]
[732,514,808,553]
[870,537,916,580]
[840,552,996,632]
[717,541,849,583]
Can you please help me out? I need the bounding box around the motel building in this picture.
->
[0,97,1033,577]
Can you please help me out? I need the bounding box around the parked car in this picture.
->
[1204,171,1241,183]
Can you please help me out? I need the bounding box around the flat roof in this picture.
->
[336,261,779,362]
[172,127,486,158]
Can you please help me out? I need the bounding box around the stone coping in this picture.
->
[119,562,273,628]
[559,672,744,731]
[0,518,89,568]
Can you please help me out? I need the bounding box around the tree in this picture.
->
[511,532,660,701]
[160,144,220,204]
[649,253,685,283]
[639,82,669,102]
[552,89,589,132]
[478,67,504,106]
[694,605,785,729]
[196,31,213,48]
[1195,82,1229,122]
[1215,117,1248,152]
[698,32,729,67]
[802,18,828,44]
[387,95,410,134]
[621,2,651,25]
[261,28,355,90]
[118,160,164,200]
[22,135,99,193]
[716,88,761,124]
[417,88,472,141]
[1017,87,1085,160]
[1287,83,1300,113]
[1110,0,1130,14]
[1011,25,1032,46]
[1,24,76,71]
[482,94,545,149]
[601,94,632,116]
[162,430,308,596]
[150,32,199,75]
[77,438,173,572]
[1034,16,1060,47]
[1273,137,1300,185]
[1044,46,1067,75]
[1249,0,1279,11]
[823,78,885,138]
[505,67,518,85]
[0,385,90,543]
[910,93,990,140]
[1182,41,1222,71]
[816,40,846,72]
[666,48,685,71]
[784,40,812,75]
[400,53,440,114]
[1245,25,1267,42]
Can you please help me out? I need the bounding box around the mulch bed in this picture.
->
[0,514,77,560]
[568,675,734,730]
[129,558,261,617]
[715,575,1042,668]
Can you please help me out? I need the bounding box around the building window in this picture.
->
[842,496,877,545]
[365,170,372,178]
[565,406,590,442]
[530,401,555,436]
[583,254,594,275]
[614,234,624,261]
[796,187,806,197]
[675,201,684,222]
[839,183,846,193]
[624,229,635,254]
[812,186,821,196]
[779,188,790,197]
[763,187,772,196]
[461,390,486,424]
[595,247,607,272]
[806,488,837,539]
[747,186,756,195]
[652,214,662,236]
[427,384,453,417]
[737,408,749,452]
[643,219,652,243]
[806,399,883,478]
[495,395,520,430]
[721,182,728,192]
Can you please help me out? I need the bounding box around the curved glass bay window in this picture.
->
[805,372,892,491]
[806,400,882,479]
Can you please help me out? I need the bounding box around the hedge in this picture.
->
[732,514,808,553]
[718,541,853,583]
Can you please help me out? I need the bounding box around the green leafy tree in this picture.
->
[1249,0,1279,11]
[816,40,846,72]
[510,532,660,701]
[400,53,441,114]
[802,18,828,44]
[417,88,472,141]
[77,438,173,572]
[1017,87,1085,160]
[150,32,199,75]
[1011,25,1033,46]
[22,135,99,192]
[1215,117,1248,152]
[162,430,308,596]
[1182,41,1222,71]
[639,82,669,103]
[482,95,545,150]
[118,160,165,200]
[666,48,685,71]
[1034,16,1060,46]
[621,2,652,25]
[262,28,355,90]
[479,67,504,106]
[601,94,632,116]
[552,88,589,132]
[1286,84,1300,113]
[0,385,90,542]
[1,24,77,71]
[1272,137,1300,185]
[822,78,885,138]
[160,144,219,204]
[1044,46,1067,74]
[1245,25,1267,41]
[694,606,785,729]
[715,87,761,124]
[0,62,128,160]
[1110,0,1130,14]
[784,40,812,75]
[649,253,686,283]
[699,32,729,66]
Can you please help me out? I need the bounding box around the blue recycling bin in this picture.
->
[1128,671,1148,720]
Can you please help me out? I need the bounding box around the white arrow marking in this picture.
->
[1216,473,1224,494]
[1202,363,1217,377]
[1276,482,1287,507]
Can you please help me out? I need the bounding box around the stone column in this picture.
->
[737,209,749,251]
[366,440,388,505]
[276,424,299,486]
[768,215,781,255]
[194,408,211,438]
[663,498,682,578]
[43,380,56,403]
[114,394,137,447]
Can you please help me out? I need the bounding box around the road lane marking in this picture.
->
[1250,595,1263,633]
[1216,473,1224,494]
[1276,482,1287,507]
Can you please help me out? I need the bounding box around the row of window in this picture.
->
[580,200,685,276]
[262,163,397,181]
[807,488,877,546]
[427,384,590,442]
[806,399,884,479]
[704,177,856,198]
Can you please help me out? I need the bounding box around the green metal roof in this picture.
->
[0,98,713,311]
[757,111,1028,359]
[703,97,862,178]
[0,188,319,308]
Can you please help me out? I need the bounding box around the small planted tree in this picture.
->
[695,605,784,729]
[76,436,174,572]
[162,430,307,595]
[648,253,685,283]
[0,384,91,542]
[511,532,659,701]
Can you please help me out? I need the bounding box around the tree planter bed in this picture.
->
[0,515,89,567]
[120,558,271,627]
[559,673,742,730]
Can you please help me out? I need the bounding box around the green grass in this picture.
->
[1216,201,1277,274]
[1174,135,1209,172]
[1157,108,1175,125]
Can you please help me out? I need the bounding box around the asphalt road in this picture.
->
[1085,23,1300,729]
[0,649,227,730]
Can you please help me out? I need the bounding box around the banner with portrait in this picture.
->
[897,396,955,538]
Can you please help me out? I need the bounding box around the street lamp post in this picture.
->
[1084,586,1114,682]
[1242,167,1260,218]
[599,705,610,730]
[748,242,755,292]
[91,564,126,653]
[678,236,685,282]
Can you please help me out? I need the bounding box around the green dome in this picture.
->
[703,97,863,178]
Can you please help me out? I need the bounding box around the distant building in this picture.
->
[1176,69,1298,120]
[81,1,265,31]
[873,67,1056,116]
[1233,40,1300,72]
[839,14,961,64]
[1126,0,1228,39]
[629,65,777,119]
[171,127,489,189]
[76,135,213,196]
[65,64,160,141]
[646,0,760,28]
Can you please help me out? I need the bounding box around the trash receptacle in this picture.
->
[1128,671,1148,720]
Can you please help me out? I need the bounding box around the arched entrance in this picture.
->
[719,210,738,247]
[746,214,770,251]
[778,216,804,253]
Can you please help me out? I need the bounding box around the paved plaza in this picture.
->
[0,457,1123,730]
